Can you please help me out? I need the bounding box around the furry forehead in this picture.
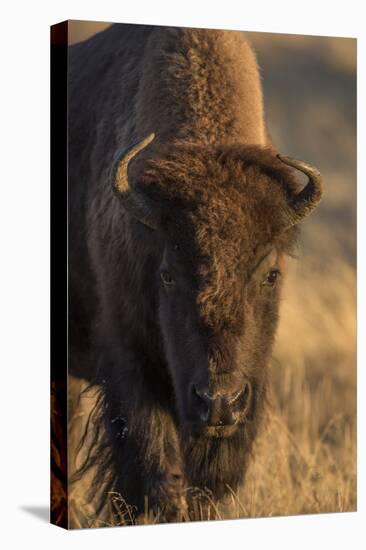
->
[134,142,301,205]
[129,142,300,251]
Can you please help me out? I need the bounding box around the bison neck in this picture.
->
[135,28,266,147]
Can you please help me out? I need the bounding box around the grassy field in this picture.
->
[67,23,356,527]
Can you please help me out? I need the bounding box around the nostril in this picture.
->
[191,384,211,423]
[228,387,245,405]
[199,400,210,423]
[234,382,253,416]
[191,384,201,399]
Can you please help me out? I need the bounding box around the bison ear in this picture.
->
[277,154,323,227]
[113,133,158,230]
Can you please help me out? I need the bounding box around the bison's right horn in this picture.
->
[113,133,157,229]
[277,154,323,226]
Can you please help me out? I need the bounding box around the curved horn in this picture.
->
[277,154,323,225]
[114,133,157,229]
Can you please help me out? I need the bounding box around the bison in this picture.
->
[68,23,323,523]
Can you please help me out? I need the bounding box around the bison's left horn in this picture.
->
[114,133,157,229]
[277,154,323,225]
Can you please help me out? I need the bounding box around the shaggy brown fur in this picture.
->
[134,28,266,144]
[68,23,318,523]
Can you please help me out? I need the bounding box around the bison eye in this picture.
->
[160,270,174,285]
[262,269,280,287]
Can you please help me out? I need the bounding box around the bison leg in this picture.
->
[111,401,189,523]
[100,358,188,523]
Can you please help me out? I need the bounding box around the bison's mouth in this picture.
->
[190,423,239,438]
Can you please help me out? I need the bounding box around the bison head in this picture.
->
[113,134,323,441]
